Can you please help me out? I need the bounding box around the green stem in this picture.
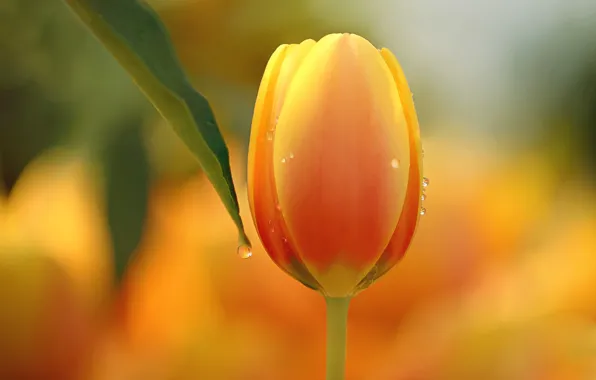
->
[325,296,351,380]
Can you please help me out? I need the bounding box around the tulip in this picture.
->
[247,33,424,379]
[247,33,423,297]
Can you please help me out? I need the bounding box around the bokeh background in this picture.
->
[1,0,596,379]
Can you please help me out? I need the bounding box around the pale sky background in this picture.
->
[365,0,596,140]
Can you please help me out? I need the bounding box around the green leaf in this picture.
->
[103,117,150,284]
[63,0,250,252]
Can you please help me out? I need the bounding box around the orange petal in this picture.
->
[362,48,424,283]
[273,34,410,296]
[247,41,320,289]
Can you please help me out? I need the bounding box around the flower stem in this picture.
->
[325,296,351,380]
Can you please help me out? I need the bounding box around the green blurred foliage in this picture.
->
[103,116,150,284]
[511,21,596,183]
[0,0,153,285]
[0,0,150,189]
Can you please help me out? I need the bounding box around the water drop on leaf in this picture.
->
[237,244,253,259]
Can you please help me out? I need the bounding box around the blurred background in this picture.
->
[1,0,595,379]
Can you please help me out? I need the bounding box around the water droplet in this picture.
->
[281,158,287,164]
[282,237,288,243]
[421,193,426,201]
[275,203,281,210]
[237,244,252,259]
[391,158,400,169]
[289,152,295,159]
[266,130,275,141]
[422,177,430,188]
[420,207,426,216]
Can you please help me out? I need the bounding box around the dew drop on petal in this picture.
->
[237,244,253,259]
[289,152,295,159]
[422,177,430,188]
[391,158,400,169]
[420,207,426,216]
[266,131,275,141]
[281,158,287,164]
[421,193,426,201]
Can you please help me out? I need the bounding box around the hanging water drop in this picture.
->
[281,157,287,164]
[391,158,400,169]
[422,177,430,188]
[237,244,253,259]
[421,193,426,201]
[289,152,295,159]
[266,130,275,141]
[419,207,426,216]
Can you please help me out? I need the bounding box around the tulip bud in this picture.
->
[247,33,424,297]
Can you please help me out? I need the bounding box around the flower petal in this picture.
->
[273,34,410,296]
[360,48,424,285]
[247,41,320,289]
